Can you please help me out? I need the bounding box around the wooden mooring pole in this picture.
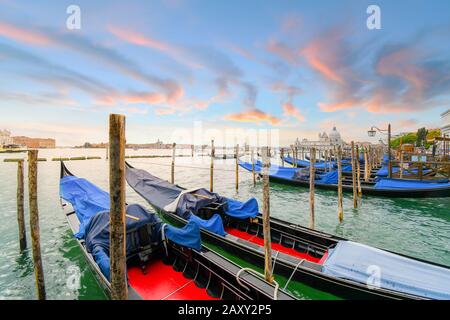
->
[171,142,176,184]
[281,148,285,167]
[388,123,392,178]
[251,148,256,187]
[17,159,27,251]
[210,140,214,192]
[309,147,315,229]
[109,114,128,300]
[235,144,239,192]
[356,145,362,198]
[351,141,358,209]
[364,147,369,182]
[337,146,343,222]
[261,147,273,283]
[28,150,46,300]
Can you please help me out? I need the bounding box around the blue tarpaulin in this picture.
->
[188,213,226,236]
[60,175,110,238]
[374,178,450,190]
[62,171,204,280]
[322,241,450,299]
[318,171,338,184]
[224,197,259,219]
[376,165,432,177]
[376,165,400,177]
[164,221,202,251]
[342,165,353,172]
[283,156,335,169]
[83,203,163,280]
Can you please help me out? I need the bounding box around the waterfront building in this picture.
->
[441,109,450,137]
[295,127,345,149]
[12,136,56,148]
[0,129,13,147]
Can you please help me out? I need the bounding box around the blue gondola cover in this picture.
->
[322,241,450,300]
[163,221,202,251]
[224,197,259,219]
[60,175,110,238]
[188,213,226,236]
[374,178,450,190]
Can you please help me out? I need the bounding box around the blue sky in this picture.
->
[0,0,449,146]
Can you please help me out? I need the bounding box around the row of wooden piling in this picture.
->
[3,155,196,163]
[10,116,387,299]
[13,152,46,299]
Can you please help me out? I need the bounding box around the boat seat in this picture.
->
[227,234,323,272]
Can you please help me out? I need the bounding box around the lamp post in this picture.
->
[368,124,392,178]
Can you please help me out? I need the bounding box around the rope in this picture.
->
[236,267,280,300]
[283,259,304,290]
[271,251,280,277]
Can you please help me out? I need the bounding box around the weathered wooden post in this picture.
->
[291,145,296,168]
[235,144,239,192]
[356,145,362,198]
[337,146,343,222]
[281,148,285,167]
[251,148,256,187]
[388,123,392,178]
[210,139,214,192]
[351,141,357,208]
[399,150,404,179]
[309,147,316,229]
[171,142,176,184]
[17,159,27,251]
[295,145,299,167]
[418,162,423,181]
[364,147,369,182]
[191,144,194,157]
[109,114,128,300]
[28,150,46,300]
[261,146,273,283]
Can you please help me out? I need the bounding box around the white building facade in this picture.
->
[0,129,13,147]
[441,109,450,137]
[295,127,345,149]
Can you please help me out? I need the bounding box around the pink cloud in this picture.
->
[266,39,299,65]
[282,103,305,122]
[108,25,201,69]
[225,109,281,125]
[299,31,345,83]
[0,21,52,45]
[318,99,361,112]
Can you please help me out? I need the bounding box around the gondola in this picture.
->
[243,160,450,198]
[59,162,294,300]
[125,162,450,300]
[283,156,436,179]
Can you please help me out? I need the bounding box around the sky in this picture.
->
[0,0,450,146]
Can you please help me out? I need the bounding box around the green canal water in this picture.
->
[0,148,449,300]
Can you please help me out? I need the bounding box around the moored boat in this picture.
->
[241,160,450,198]
[125,162,450,300]
[59,162,294,300]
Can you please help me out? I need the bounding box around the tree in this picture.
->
[415,127,428,147]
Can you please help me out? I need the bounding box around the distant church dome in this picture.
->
[329,127,341,143]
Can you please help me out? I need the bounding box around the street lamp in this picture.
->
[367,126,388,137]
[367,124,392,178]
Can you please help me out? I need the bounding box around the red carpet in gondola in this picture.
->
[225,228,322,263]
[127,260,218,300]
